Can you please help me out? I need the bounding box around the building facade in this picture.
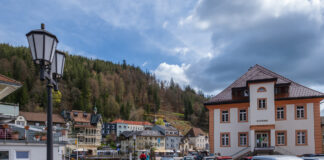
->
[111,119,152,137]
[152,125,181,151]
[185,127,209,151]
[16,112,66,128]
[62,109,102,155]
[205,65,324,157]
[120,130,165,153]
[102,122,116,137]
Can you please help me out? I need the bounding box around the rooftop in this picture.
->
[111,119,152,126]
[20,111,65,124]
[205,64,324,105]
[185,127,206,137]
[0,74,22,86]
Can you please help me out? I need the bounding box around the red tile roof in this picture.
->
[0,74,22,86]
[20,111,65,124]
[111,119,152,126]
[206,64,324,105]
[185,127,206,137]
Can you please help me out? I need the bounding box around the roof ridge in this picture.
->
[0,74,23,85]
[256,65,324,95]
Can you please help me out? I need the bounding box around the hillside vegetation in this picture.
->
[0,44,208,130]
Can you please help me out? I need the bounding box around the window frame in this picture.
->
[295,104,307,120]
[275,106,286,121]
[238,132,249,147]
[220,132,231,147]
[275,130,287,146]
[15,150,30,160]
[220,109,230,123]
[295,130,308,146]
[257,98,267,110]
[257,87,267,92]
[238,108,248,122]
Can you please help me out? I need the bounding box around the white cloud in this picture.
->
[142,61,148,67]
[162,21,168,29]
[154,62,190,87]
[173,47,189,56]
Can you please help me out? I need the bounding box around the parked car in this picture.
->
[300,154,324,160]
[252,155,303,160]
[183,156,195,160]
[215,156,232,160]
[203,156,216,160]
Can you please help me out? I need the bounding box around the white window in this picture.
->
[297,131,306,145]
[16,151,29,160]
[221,133,230,146]
[276,107,285,119]
[239,109,247,121]
[221,110,229,122]
[0,151,9,159]
[239,133,247,146]
[296,106,305,118]
[258,99,266,109]
[277,132,285,145]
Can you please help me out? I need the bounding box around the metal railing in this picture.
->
[231,147,250,159]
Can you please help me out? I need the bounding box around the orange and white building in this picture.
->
[205,65,324,157]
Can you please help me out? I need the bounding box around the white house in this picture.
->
[111,119,152,137]
[205,65,324,157]
[185,127,209,151]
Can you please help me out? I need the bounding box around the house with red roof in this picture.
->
[109,119,152,137]
[205,65,324,157]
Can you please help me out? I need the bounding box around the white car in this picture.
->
[252,155,303,160]
[183,156,195,160]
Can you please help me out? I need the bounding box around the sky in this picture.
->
[1,0,324,111]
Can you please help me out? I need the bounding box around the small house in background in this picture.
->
[16,111,66,127]
[110,119,152,137]
[152,125,182,151]
[62,108,102,155]
[179,136,194,155]
[184,127,209,151]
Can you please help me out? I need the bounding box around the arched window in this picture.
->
[257,87,266,92]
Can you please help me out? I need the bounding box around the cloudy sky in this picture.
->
[1,0,324,110]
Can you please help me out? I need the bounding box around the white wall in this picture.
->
[214,108,250,156]
[275,103,315,155]
[249,82,275,126]
[0,143,61,160]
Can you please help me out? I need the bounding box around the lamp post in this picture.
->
[133,134,136,160]
[26,23,66,160]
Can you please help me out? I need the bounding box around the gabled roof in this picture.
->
[20,111,65,124]
[205,64,324,105]
[0,74,22,86]
[111,119,152,126]
[185,127,206,137]
[0,74,22,100]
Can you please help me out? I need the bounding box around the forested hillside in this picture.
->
[0,44,208,130]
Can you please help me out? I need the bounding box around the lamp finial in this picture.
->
[41,23,45,29]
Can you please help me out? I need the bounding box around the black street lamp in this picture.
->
[26,23,66,160]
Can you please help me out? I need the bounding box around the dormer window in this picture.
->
[244,90,249,96]
[257,87,266,92]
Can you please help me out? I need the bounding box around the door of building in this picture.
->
[256,132,269,148]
